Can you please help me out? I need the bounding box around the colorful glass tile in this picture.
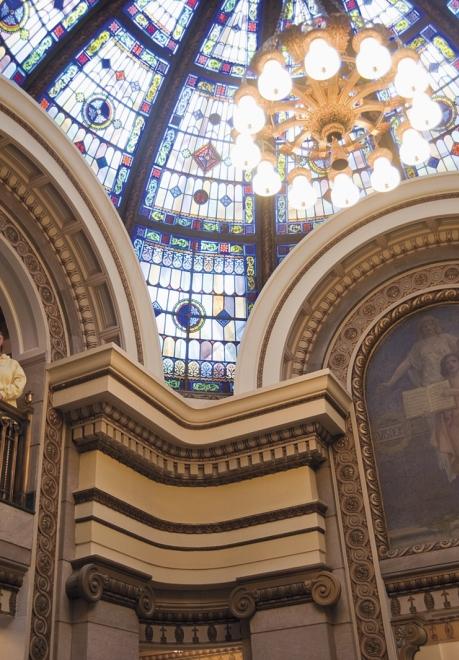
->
[447,0,459,17]
[133,224,257,393]
[341,0,421,35]
[123,0,200,53]
[278,0,324,30]
[195,0,261,77]
[39,20,169,207]
[140,74,256,235]
[0,0,100,84]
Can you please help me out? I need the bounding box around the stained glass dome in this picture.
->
[1,0,458,396]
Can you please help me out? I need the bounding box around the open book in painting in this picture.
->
[402,380,456,419]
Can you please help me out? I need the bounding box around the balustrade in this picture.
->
[0,400,33,509]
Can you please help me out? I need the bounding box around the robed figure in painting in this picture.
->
[0,330,26,407]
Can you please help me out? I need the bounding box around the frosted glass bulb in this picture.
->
[304,38,341,80]
[394,57,429,98]
[231,134,261,170]
[370,157,401,192]
[258,59,292,101]
[289,175,317,210]
[408,92,442,131]
[253,160,282,196]
[232,95,265,134]
[331,173,360,208]
[399,128,431,165]
[356,37,392,80]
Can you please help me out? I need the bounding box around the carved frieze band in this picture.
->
[228,570,341,619]
[332,418,388,659]
[71,405,331,484]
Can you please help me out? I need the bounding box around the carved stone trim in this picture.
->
[74,487,327,533]
[332,418,388,659]
[385,568,459,596]
[66,560,155,619]
[0,558,27,616]
[351,290,459,559]
[393,618,427,660]
[228,570,341,619]
[259,197,459,386]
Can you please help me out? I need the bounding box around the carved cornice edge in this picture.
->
[0,558,28,616]
[74,487,327,533]
[228,570,341,619]
[66,559,155,618]
[385,568,459,596]
[393,617,427,660]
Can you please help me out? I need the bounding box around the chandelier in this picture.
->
[231,14,440,210]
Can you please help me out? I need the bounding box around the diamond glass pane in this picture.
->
[447,0,459,17]
[0,0,100,85]
[195,0,261,77]
[39,20,169,207]
[133,224,256,394]
[123,0,200,53]
[141,74,255,235]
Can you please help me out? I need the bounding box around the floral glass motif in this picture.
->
[0,0,100,85]
[278,0,323,30]
[447,0,459,17]
[195,0,261,77]
[39,20,169,207]
[123,0,200,53]
[141,74,256,235]
[133,224,256,394]
[341,0,421,35]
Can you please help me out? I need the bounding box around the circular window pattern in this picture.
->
[0,0,28,32]
[173,300,206,333]
[82,96,114,130]
[434,96,457,130]
[193,189,209,205]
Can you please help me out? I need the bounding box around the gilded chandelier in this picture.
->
[231,14,440,209]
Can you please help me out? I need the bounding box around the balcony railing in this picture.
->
[0,400,33,510]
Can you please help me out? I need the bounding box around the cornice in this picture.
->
[0,557,28,617]
[74,487,327,533]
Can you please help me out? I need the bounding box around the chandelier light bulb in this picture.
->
[370,156,401,192]
[289,174,317,210]
[304,38,341,80]
[252,159,282,196]
[408,92,442,131]
[330,172,360,208]
[258,59,292,101]
[394,57,429,98]
[231,134,261,170]
[232,94,265,134]
[356,37,392,80]
[399,128,431,165]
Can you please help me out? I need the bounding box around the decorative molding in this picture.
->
[259,194,459,386]
[66,560,155,619]
[385,568,459,596]
[228,570,341,620]
[70,404,331,484]
[29,392,64,660]
[73,487,327,534]
[350,290,459,559]
[0,558,27,617]
[393,618,427,660]
[332,418,388,659]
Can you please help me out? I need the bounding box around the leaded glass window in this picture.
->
[278,0,323,30]
[123,0,200,53]
[195,0,261,77]
[133,224,256,394]
[447,0,459,17]
[39,20,169,206]
[342,0,421,35]
[0,0,100,84]
[141,74,255,235]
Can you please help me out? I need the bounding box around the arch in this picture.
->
[235,172,459,393]
[0,77,163,376]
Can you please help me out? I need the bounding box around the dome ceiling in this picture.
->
[1,0,458,396]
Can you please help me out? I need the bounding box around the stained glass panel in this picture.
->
[123,0,200,53]
[195,0,261,77]
[133,224,256,394]
[141,74,255,235]
[0,0,100,84]
[39,20,169,207]
[341,0,421,35]
[278,0,323,30]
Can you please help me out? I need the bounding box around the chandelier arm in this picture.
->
[306,77,328,107]
[266,99,310,114]
[351,77,394,105]
[291,85,320,111]
[289,129,316,153]
[270,118,312,139]
[356,101,390,114]
[338,69,362,104]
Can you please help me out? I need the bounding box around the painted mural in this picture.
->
[365,304,459,549]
